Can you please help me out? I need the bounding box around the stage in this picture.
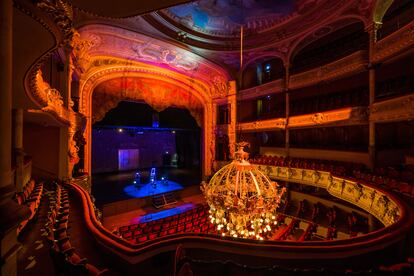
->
[91,167,201,208]
[123,180,184,198]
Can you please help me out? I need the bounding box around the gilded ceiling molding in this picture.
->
[78,61,212,116]
[76,24,230,86]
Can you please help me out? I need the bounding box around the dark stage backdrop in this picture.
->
[175,131,201,169]
[92,128,176,173]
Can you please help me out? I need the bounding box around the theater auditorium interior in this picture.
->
[2,0,414,275]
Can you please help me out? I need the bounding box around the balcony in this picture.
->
[289,51,368,90]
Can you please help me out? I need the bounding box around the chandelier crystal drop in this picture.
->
[202,142,286,240]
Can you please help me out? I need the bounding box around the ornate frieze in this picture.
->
[289,51,368,90]
[370,94,414,122]
[77,24,230,96]
[288,106,368,128]
[238,118,287,132]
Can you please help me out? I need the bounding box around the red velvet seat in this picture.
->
[138,235,148,243]
[133,229,142,237]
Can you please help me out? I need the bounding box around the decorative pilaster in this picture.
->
[367,24,380,169]
[284,62,290,156]
[59,48,73,180]
[228,81,237,158]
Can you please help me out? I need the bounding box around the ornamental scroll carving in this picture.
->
[238,118,287,132]
[35,69,85,176]
[71,31,101,73]
[37,0,75,44]
[211,76,229,99]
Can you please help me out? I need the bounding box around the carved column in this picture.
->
[228,81,237,158]
[284,62,290,156]
[210,101,217,172]
[367,23,381,169]
[58,48,72,180]
[0,1,30,275]
[13,109,24,192]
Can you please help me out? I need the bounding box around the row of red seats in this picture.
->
[118,204,217,244]
[252,154,414,201]
[16,179,43,235]
[43,183,108,275]
[353,169,414,198]
[250,155,364,177]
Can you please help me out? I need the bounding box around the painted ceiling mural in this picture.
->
[165,0,297,37]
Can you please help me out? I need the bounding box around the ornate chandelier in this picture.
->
[202,142,286,240]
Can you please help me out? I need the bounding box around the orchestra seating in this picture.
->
[118,204,216,243]
[117,194,371,244]
[42,182,109,275]
[15,179,44,235]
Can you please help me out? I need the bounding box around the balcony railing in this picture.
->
[374,16,414,63]
[289,51,368,90]
[237,106,368,132]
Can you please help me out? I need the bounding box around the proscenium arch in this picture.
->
[79,63,215,179]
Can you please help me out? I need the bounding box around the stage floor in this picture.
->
[123,180,183,198]
[91,167,201,207]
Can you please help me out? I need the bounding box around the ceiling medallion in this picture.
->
[201,142,286,240]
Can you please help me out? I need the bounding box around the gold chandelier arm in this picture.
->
[249,171,261,196]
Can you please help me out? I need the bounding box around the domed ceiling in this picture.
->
[72,0,374,76]
[164,0,296,38]
[138,0,374,73]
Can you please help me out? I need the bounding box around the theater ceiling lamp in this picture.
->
[201,142,286,240]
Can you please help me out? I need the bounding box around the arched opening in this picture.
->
[91,101,201,206]
[291,21,367,74]
[241,57,284,89]
[377,0,414,40]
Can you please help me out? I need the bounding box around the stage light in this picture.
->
[172,130,176,134]
[118,128,123,133]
